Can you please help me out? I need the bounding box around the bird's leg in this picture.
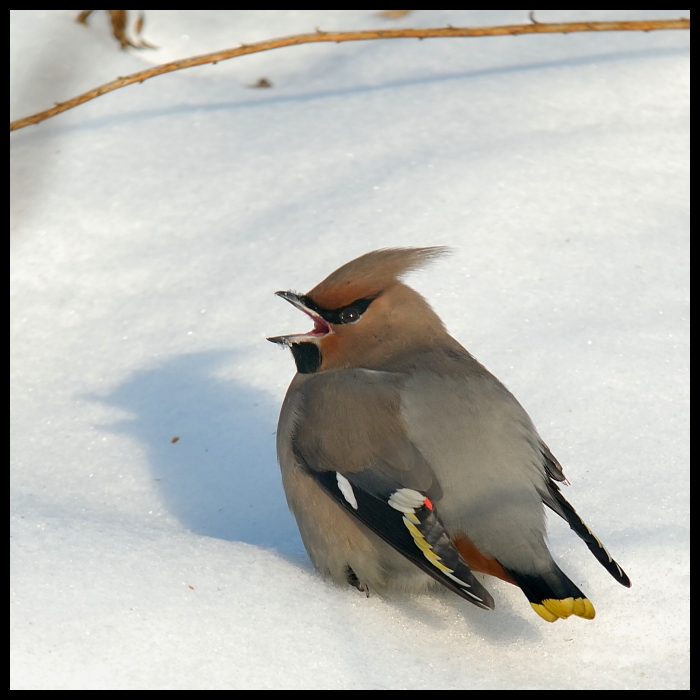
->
[345,566,370,597]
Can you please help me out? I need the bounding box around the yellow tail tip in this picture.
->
[543,597,575,619]
[530,602,559,622]
[579,597,596,620]
[531,598,596,622]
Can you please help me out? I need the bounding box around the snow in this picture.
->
[10,10,689,689]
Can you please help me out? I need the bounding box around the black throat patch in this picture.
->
[291,342,322,374]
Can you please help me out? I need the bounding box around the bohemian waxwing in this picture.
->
[268,247,630,622]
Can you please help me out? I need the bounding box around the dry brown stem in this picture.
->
[10,18,690,132]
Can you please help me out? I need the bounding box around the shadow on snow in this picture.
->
[95,349,305,558]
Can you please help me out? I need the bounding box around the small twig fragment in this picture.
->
[107,10,132,48]
[77,9,155,49]
[76,10,95,24]
[134,12,158,49]
[379,10,413,19]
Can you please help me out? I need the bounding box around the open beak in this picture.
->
[267,291,333,346]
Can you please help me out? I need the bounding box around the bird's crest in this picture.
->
[308,247,451,310]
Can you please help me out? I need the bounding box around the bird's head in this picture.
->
[267,247,450,373]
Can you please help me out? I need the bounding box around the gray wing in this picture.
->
[291,369,494,610]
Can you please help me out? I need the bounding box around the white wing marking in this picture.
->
[336,473,358,510]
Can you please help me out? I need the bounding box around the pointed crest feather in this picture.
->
[309,247,451,309]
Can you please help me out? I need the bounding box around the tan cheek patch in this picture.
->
[318,332,345,370]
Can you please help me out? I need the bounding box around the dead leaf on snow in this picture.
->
[248,77,273,89]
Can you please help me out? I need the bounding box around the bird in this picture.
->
[267,247,630,622]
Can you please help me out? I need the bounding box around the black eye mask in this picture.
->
[299,294,378,325]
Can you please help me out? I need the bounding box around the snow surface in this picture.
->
[10,10,689,690]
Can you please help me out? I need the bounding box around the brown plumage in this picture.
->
[309,246,449,309]
[269,247,630,622]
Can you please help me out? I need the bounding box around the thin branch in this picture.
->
[10,18,690,132]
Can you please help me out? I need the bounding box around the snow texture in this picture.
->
[11,10,689,690]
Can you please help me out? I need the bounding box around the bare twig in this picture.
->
[10,18,690,132]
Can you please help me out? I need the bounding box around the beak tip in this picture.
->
[270,291,310,346]
[275,290,305,306]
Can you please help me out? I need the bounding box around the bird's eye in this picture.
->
[340,307,360,324]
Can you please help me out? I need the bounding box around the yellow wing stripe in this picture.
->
[402,519,423,540]
[422,548,442,562]
[413,538,435,554]
[401,515,456,575]
[431,559,454,573]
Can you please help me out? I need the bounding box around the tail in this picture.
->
[545,483,631,588]
[505,564,596,623]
